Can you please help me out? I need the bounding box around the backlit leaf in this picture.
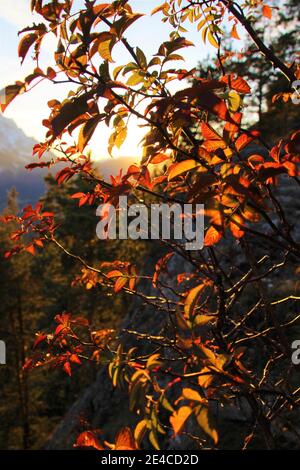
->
[204,226,222,246]
[170,406,193,436]
[115,427,137,450]
[75,431,104,450]
[168,159,199,180]
[184,283,205,318]
[18,33,38,64]
[195,406,218,444]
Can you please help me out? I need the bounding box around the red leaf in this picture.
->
[63,361,72,376]
[33,333,47,350]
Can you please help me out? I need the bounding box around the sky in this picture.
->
[0,0,232,159]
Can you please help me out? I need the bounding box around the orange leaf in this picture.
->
[114,277,128,293]
[170,406,193,436]
[115,427,137,450]
[229,215,245,239]
[168,159,199,180]
[231,24,240,40]
[262,5,272,19]
[63,361,72,376]
[75,431,104,450]
[204,226,222,246]
[220,74,250,94]
[26,245,35,256]
[201,123,226,151]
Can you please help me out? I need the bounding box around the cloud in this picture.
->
[0,0,34,28]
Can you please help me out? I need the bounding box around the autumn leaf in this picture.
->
[114,276,128,293]
[231,24,240,40]
[195,406,218,444]
[63,361,72,376]
[134,420,148,447]
[262,5,272,19]
[201,123,226,151]
[51,93,92,136]
[75,431,104,450]
[153,252,174,287]
[92,32,117,62]
[182,388,205,403]
[235,133,254,151]
[18,33,38,64]
[114,427,137,450]
[168,159,199,181]
[0,83,25,112]
[198,367,213,389]
[33,333,47,350]
[220,74,250,94]
[170,406,193,436]
[204,226,222,246]
[184,283,205,318]
[151,3,169,15]
[78,116,101,152]
[229,214,245,239]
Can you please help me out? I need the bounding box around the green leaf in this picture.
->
[127,72,145,86]
[136,47,147,69]
[97,32,116,62]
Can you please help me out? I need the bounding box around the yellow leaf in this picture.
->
[168,159,199,181]
[227,90,241,113]
[194,314,216,326]
[151,2,169,15]
[207,30,219,48]
[170,406,193,436]
[195,406,218,444]
[182,388,205,403]
[97,32,116,62]
[198,367,213,388]
[78,116,100,152]
[134,420,148,447]
[184,283,205,318]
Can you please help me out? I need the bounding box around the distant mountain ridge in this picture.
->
[0,114,137,210]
